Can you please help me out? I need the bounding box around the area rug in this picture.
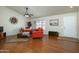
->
[6,38,29,43]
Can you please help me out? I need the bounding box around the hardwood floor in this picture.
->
[0,35,79,53]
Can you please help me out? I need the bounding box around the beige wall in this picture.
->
[0,7,27,36]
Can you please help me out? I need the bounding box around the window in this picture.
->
[36,20,46,30]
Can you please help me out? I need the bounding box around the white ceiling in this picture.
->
[7,6,79,18]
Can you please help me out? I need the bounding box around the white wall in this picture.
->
[77,10,79,39]
[32,15,64,36]
[63,13,77,38]
[0,7,27,36]
[0,7,78,38]
[32,12,78,38]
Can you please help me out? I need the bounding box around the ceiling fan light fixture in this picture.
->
[24,7,33,17]
[24,14,29,17]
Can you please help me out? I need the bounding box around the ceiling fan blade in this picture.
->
[30,14,33,16]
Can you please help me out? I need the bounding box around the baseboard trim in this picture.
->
[59,36,78,40]
[7,34,17,38]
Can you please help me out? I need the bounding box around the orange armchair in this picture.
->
[31,28,43,39]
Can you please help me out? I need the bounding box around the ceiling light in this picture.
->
[24,7,33,17]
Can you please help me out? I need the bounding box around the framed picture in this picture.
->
[49,19,59,26]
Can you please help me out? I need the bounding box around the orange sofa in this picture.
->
[31,28,43,39]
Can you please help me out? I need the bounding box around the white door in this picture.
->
[63,13,77,38]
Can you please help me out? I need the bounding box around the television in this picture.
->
[0,26,3,32]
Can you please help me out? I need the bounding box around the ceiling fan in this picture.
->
[24,7,33,17]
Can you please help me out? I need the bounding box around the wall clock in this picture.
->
[10,17,18,24]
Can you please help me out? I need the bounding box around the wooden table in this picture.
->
[0,32,6,40]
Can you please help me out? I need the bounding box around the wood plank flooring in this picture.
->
[0,35,79,53]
